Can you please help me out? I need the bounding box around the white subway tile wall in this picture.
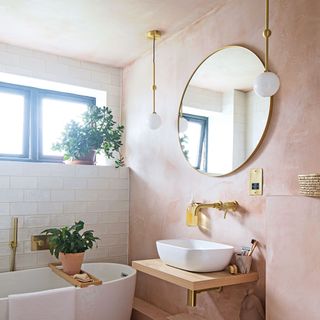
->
[0,162,129,272]
[0,43,128,272]
[0,42,122,122]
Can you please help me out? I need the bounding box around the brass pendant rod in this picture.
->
[147,30,161,114]
[152,34,156,114]
[263,0,271,72]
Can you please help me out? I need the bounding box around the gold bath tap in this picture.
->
[186,201,239,226]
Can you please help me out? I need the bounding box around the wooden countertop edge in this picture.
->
[132,259,259,291]
[132,260,194,289]
[194,272,259,291]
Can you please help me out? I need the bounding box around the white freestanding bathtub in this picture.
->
[0,263,136,320]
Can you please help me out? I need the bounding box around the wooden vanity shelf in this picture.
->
[132,259,259,307]
[49,263,102,288]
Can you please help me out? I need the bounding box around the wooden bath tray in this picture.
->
[49,263,102,288]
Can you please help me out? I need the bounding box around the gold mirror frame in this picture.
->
[178,45,272,177]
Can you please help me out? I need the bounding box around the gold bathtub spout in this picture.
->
[10,217,18,272]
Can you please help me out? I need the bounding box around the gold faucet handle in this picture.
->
[225,201,239,210]
[222,201,239,219]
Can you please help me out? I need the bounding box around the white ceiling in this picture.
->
[189,46,264,92]
[0,0,225,67]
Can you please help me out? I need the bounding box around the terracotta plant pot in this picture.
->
[59,252,85,275]
[65,150,97,165]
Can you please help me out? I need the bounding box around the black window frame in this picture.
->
[0,82,96,163]
[183,113,209,171]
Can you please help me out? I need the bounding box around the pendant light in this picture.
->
[147,30,162,130]
[253,0,280,97]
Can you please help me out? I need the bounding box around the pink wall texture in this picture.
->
[122,0,320,319]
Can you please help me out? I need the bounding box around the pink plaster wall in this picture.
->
[266,196,320,320]
[122,0,320,319]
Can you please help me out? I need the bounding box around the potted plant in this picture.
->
[52,105,124,167]
[42,221,99,275]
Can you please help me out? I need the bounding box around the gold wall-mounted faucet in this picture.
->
[186,201,239,226]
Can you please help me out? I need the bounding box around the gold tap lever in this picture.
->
[221,201,239,219]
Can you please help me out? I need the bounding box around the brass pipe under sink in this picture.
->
[187,287,223,307]
[10,217,18,272]
[187,290,197,307]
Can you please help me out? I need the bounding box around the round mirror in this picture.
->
[178,46,271,176]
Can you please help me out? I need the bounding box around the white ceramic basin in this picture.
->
[156,239,234,272]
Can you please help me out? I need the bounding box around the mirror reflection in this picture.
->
[178,46,271,176]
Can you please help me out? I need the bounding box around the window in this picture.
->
[0,82,95,162]
[180,113,208,171]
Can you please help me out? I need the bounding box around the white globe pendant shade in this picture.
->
[148,112,161,130]
[179,116,189,133]
[253,71,280,97]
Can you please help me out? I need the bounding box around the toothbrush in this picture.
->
[248,239,258,256]
[241,246,251,256]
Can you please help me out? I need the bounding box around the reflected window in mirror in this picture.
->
[178,46,271,176]
[180,113,208,171]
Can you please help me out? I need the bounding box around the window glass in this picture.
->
[185,121,202,167]
[0,92,25,155]
[181,113,208,171]
[40,98,87,157]
[0,81,95,162]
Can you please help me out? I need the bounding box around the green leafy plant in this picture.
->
[52,105,124,166]
[115,152,125,169]
[180,134,189,160]
[42,221,99,259]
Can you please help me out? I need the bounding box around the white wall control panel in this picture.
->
[249,168,263,196]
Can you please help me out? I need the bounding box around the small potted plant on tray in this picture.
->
[42,221,99,275]
[52,105,124,167]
